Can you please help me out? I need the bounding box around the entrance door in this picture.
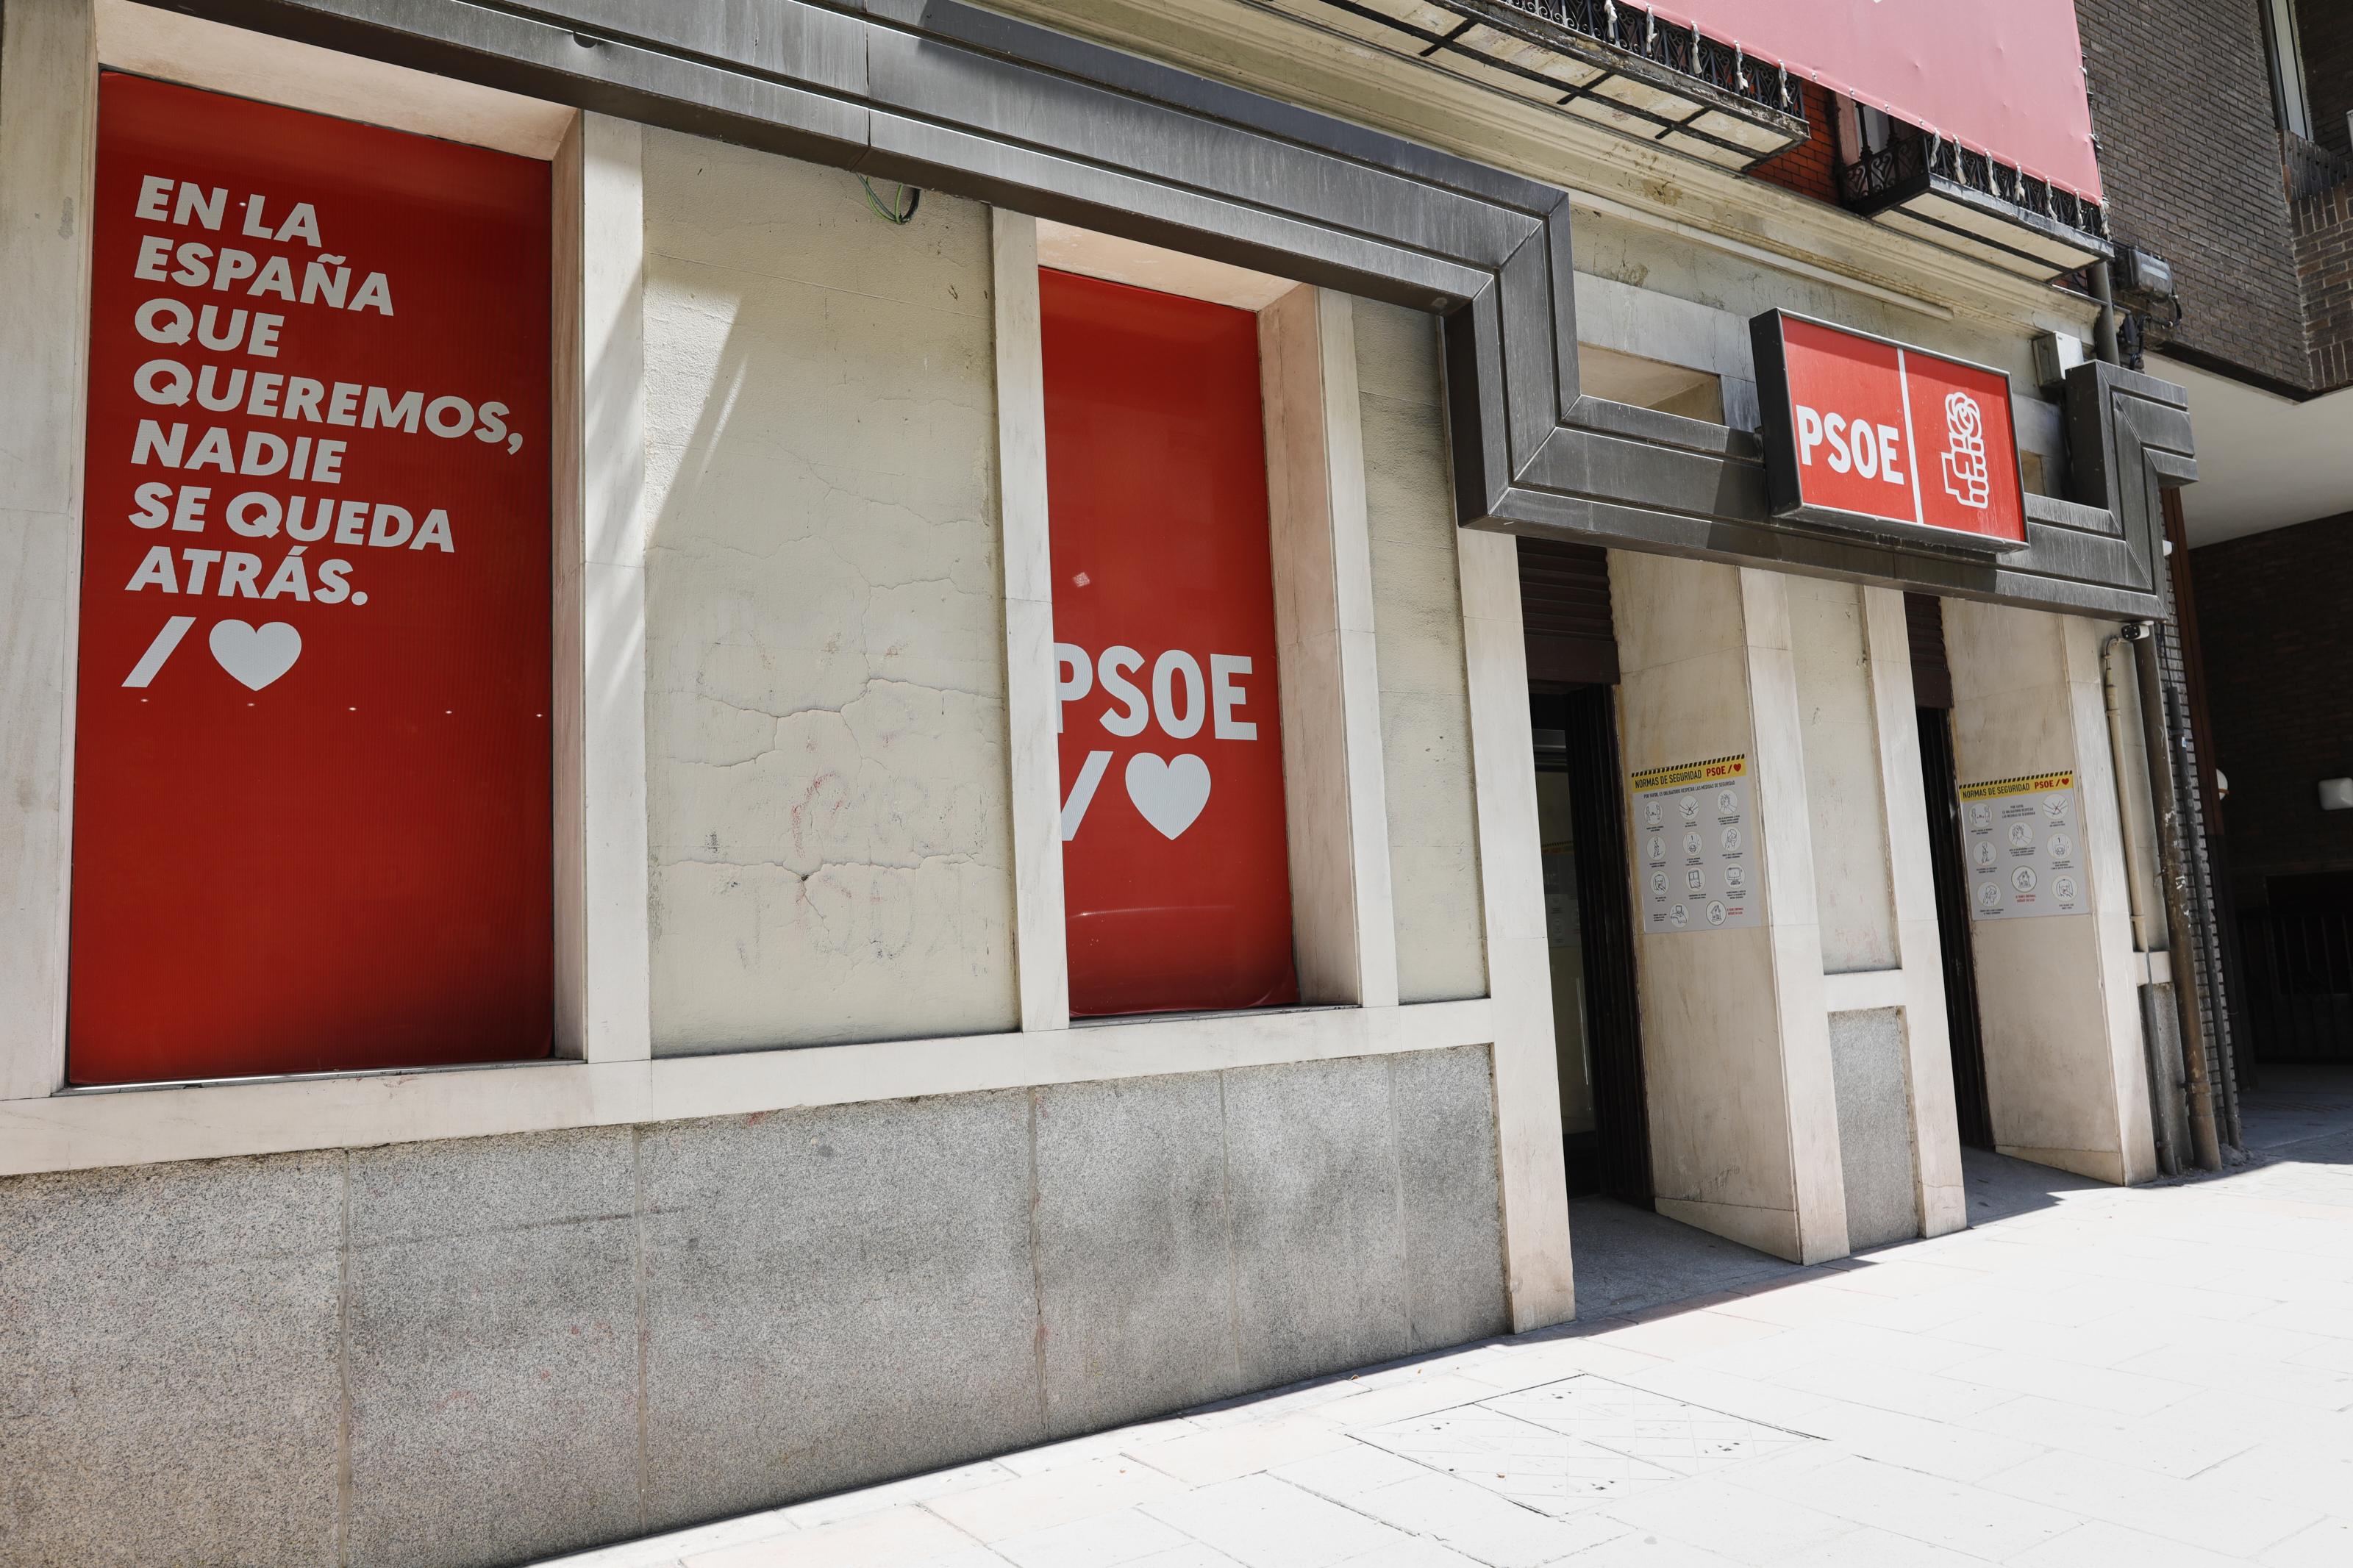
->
[1522,538,1649,1206]
[1534,687,1652,1203]
[1908,593,1995,1150]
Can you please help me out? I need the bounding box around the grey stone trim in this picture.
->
[0,1047,1507,1567]
[165,0,2186,614]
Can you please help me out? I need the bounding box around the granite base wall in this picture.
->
[0,1045,1507,1568]
[1828,1006,1921,1252]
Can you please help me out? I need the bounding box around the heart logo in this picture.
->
[1125,752,1211,840]
[209,620,301,690]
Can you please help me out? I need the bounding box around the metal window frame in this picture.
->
[171,0,2188,619]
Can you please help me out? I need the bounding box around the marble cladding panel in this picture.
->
[640,129,1018,1053]
[1355,298,1488,1005]
[1827,1006,1921,1250]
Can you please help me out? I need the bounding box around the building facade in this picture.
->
[0,1,2227,1564]
[2074,0,2353,1071]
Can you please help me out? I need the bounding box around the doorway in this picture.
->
[1907,593,1996,1150]
[1520,537,1650,1206]
[1532,687,1652,1203]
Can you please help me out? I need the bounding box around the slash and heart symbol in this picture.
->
[1124,752,1211,840]
[1062,749,1213,840]
[208,619,302,690]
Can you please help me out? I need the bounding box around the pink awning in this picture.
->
[1650,0,2103,199]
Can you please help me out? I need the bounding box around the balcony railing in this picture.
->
[1474,0,1798,120]
[1841,129,2108,246]
[1263,0,1810,168]
[1834,113,2110,278]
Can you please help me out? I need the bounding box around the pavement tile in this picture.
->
[1979,1447,2322,1557]
[1335,1541,1488,1567]
[1709,1284,1884,1331]
[1313,1375,1527,1431]
[688,1506,987,1567]
[1543,1531,1746,1566]
[1723,1453,2076,1560]
[1932,1350,2196,1417]
[926,1458,1190,1543]
[1356,1404,1677,1514]
[2261,1519,2353,1567]
[1346,1470,1635,1566]
[1764,1356,2017,1423]
[1583,1310,1788,1361]
[1910,1309,2172,1370]
[1771,1525,1989,1565]
[1593,1477,1854,1564]
[2107,1346,2353,1411]
[1124,1414,1357,1486]
[990,1509,1215,1568]
[1000,1425,1207,1476]
[787,1462,1022,1528]
[1781,1398,2046,1484]
[2006,1520,2248,1568]
[1481,1378,1809,1476]
[1274,1442,1454,1501]
[2181,1442,2353,1518]
[1142,1475,1413,1568]
[1956,1393,2257,1480]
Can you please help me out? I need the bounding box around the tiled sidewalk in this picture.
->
[547,1073,2353,1568]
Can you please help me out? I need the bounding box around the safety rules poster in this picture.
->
[68,74,553,1083]
[1631,753,1762,934]
[1958,771,2085,920]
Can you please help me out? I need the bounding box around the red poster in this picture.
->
[1040,271,1299,1017]
[1751,310,2027,551]
[68,74,553,1084]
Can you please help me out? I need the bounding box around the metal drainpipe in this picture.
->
[2101,630,2180,1178]
[2090,259,2124,366]
[2124,621,2223,1171]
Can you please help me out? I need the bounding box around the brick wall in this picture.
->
[2187,515,2353,890]
[2293,181,2353,388]
[2302,1,2353,160]
[1748,80,1840,206]
[2076,0,2311,389]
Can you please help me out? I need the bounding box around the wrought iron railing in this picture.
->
[2239,909,2353,1062]
[1838,120,2107,244]
[1479,0,1799,118]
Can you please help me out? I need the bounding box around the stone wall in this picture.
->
[0,1048,1508,1568]
[1355,298,1488,1004]
[640,132,1018,1053]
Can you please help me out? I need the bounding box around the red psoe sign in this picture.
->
[68,75,552,1084]
[1040,271,1299,1017]
[1750,311,2028,553]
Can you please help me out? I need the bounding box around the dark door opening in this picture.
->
[1908,593,1994,1151]
[1533,687,1652,1205]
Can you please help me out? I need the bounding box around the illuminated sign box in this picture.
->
[1749,309,2029,555]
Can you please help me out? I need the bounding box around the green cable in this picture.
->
[860,176,921,225]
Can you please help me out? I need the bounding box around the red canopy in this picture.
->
[1654,0,2103,198]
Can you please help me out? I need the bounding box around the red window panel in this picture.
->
[1039,269,1299,1017]
[68,74,554,1083]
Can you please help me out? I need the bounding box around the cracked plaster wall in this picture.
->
[640,132,1018,1053]
[1354,299,1488,1003]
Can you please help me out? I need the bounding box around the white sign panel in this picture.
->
[1959,770,2085,920]
[1632,753,1761,934]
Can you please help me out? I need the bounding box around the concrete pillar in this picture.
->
[1944,601,2158,1185]
[1788,581,1969,1247]
[1610,553,1848,1264]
